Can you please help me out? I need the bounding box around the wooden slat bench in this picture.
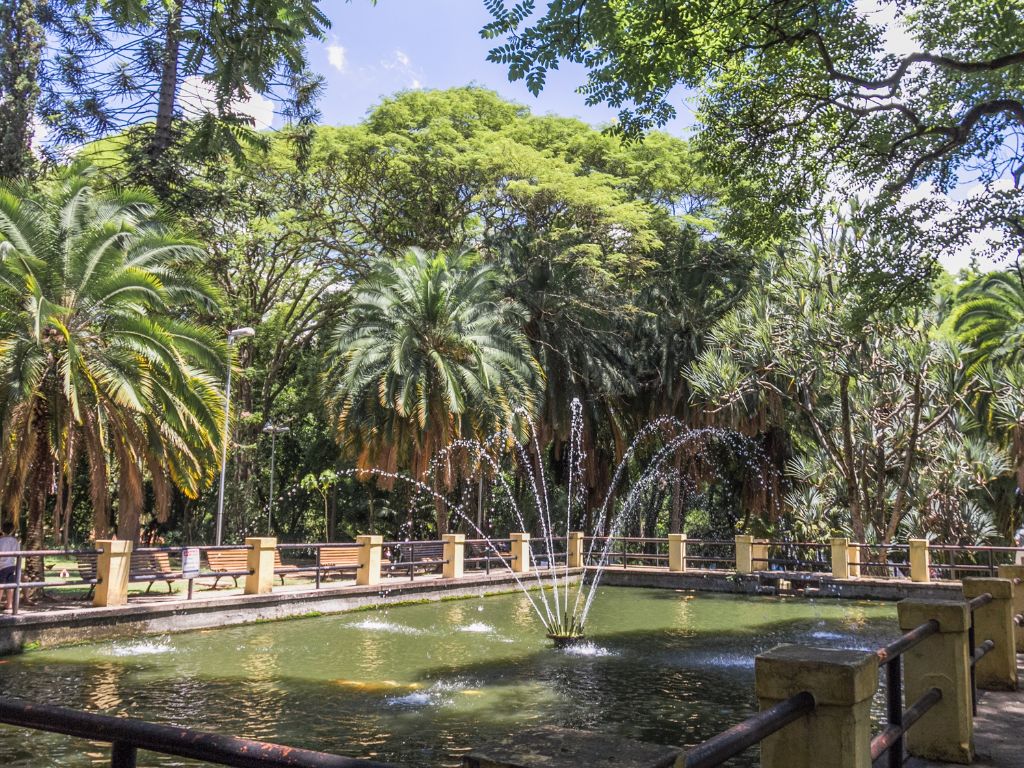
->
[465,541,513,572]
[74,553,99,597]
[388,541,445,576]
[130,551,176,593]
[71,552,176,595]
[315,545,392,581]
[204,548,298,588]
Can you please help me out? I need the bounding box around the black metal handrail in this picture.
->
[683,691,815,768]
[871,616,942,767]
[0,697,389,767]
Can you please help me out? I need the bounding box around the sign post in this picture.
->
[182,547,200,599]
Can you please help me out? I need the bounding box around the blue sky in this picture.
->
[303,0,693,133]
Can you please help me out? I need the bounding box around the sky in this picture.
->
[300,0,693,133]
[233,0,998,273]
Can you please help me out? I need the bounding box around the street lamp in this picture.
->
[215,326,256,545]
[262,422,290,535]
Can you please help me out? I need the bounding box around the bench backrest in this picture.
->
[75,553,98,580]
[130,551,173,576]
[205,549,249,571]
[320,546,361,566]
[395,541,444,561]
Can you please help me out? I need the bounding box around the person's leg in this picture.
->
[0,569,13,612]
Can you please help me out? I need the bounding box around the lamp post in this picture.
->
[262,423,290,535]
[215,327,256,546]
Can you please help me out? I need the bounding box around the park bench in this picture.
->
[317,546,361,581]
[205,548,298,588]
[466,541,512,570]
[71,551,176,595]
[387,541,445,576]
[73,553,99,597]
[129,551,177,593]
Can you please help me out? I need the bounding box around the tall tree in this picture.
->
[483,0,1024,290]
[0,0,42,179]
[325,247,541,534]
[38,0,328,185]
[0,165,225,546]
[686,219,1002,543]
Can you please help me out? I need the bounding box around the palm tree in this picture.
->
[952,271,1024,378]
[325,247,541,534]
[0,165,225,549]
[952,271,1024,528]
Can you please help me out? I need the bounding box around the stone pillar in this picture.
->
[962,577,1017,691]
[996,564,1024,652]
[831,537,851,580]
[567,531,584,569]
[848,544,862,579]
[735,534,753,574]
[898,599,973,763]
[511,533,531,574]
[910,539,931,583]
[356,534,383,586]
[756,645,878,768]
[244,537,276,595]
[93,540,133,607]
[668,533,688,572]
[443,534,465,579]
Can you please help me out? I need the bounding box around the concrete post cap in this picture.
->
[963,577,1014,600]
[898,598,970,632]
[755,644,879,706]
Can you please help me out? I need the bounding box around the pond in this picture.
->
[0,587,898,767]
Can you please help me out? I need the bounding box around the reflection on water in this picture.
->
[0,588,898,767]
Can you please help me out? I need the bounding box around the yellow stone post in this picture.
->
[567,531,584,569]
[244,537,276,595]
[848,544,862,579]
[735,534,753,574]
[996,564,1024,652]
[909,539,931,583]
[510,533,530,574]
[752,539,769,571]
[898,599,974,763]
[962,577,1018,691]
[755,645,878,768]
[356,534,382,586]
[442,534,465,579]
[831,537,851,580]
[668,533,688,572]
[93,539,133,607]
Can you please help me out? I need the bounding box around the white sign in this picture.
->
[182,547,200,578]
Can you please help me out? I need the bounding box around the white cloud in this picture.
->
[327,43,347,72]
[380,50,424,89]
[178,75,275,129]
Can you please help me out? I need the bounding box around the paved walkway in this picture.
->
[908,659,1024,768]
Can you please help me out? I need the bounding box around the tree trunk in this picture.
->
[148,0,183,165]
[25,407,51,597]
[839,374,866,542]
[0,0,42,180]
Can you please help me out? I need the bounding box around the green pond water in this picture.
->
[0,587,898,767]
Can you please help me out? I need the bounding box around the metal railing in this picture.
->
[683,691,815,767]
[0,696,389,767]
[871,617,942,766]
[0,548,103,614]
[275,543,365,589]
[381,540,449,581]
[464,539,515,574]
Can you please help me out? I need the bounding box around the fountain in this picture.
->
[347,399,765,646]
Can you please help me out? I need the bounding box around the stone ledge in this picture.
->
[0,569,583,655]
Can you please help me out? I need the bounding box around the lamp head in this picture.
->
[227,327,256,340]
